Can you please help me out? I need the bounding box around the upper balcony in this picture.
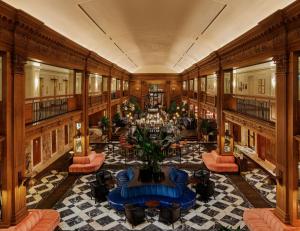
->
[25,61,83,125]
[25,94,81,125]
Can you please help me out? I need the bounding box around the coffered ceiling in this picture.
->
[3,0,295,73]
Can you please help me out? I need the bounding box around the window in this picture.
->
[51,130,57,154]
[75,72,82,94]
[194,78,198,92]
[189,79,194,91]
[182,81,187,91]
[224,72,231,94]
[200,78,206,92]
[206,74,217,95]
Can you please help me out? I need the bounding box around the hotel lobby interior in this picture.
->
[1,0,300,230]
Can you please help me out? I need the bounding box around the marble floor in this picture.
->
[241,168,276,207]
[26,170,68,209]
[102,141,207,166]
[54,170,251,231]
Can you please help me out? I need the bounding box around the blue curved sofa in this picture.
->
[108,167,196,211]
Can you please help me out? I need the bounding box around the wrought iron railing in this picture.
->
[25,95,78,124]
[236,96,274,122]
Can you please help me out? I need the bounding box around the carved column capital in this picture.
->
[273,54,289,75]
[13,53,26,75]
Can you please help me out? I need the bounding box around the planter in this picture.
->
[139,168,153,182]
[153,171,164,182]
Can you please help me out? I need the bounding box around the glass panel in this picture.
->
[224,72,231,94]
[207,74,217,95]
[111,78,117,93]
[233,61,276,97]
[182,81,187,91]
[103,77,108,91]
[189,79,193,91]
[200,78,206,92]
[194,78,198,92]
[116,79,121,91]
[75,72,82,94]
[89,73,102,94]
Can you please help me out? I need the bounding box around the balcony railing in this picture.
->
[25,95,79,124]
[88,92,108,107]
[111,90,121,100]
[123,90,129,97]
[235,96,274,122]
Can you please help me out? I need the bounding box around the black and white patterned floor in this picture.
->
[241,168,276,207]
[26,170,68,209]
[103,142,207,166]
[54,170,251,231]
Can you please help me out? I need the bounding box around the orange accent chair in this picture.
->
[69,151,105,173]
[243,208,298,231]
[3,209,60,231]
[202,150,238,173]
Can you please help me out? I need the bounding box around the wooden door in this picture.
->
[233,124,241,143]
[32,137,41,166]
[257,134,266,160]
[52,130,57,154]
[64,125,69,145]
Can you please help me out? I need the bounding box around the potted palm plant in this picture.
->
[134,126,167,182]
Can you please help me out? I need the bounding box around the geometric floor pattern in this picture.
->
[54,170,251,231]
[26,170,68,209]
[241,168,276,207]
[103,141,207,166]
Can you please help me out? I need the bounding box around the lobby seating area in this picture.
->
[243,208,297,231]
[5,209,60,231]
[108,167,196,211]
[68,151,106,173]
[202,150,239,173]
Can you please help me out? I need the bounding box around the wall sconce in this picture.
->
[18,171,37,187]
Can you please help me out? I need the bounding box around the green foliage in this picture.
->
[129,96,142,115]
[167,101,177,114]
[112,112,121,123]
[134,126,166,172]
[101,116,109,128]
[199,119,217,135]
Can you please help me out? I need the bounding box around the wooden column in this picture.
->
[288,53,300,227]
[10,53,28,224]
[197,68,201,140]
[82,69,89,156]
[274,53,290,223]
[217,59,225,154]
[121,75,124,99]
